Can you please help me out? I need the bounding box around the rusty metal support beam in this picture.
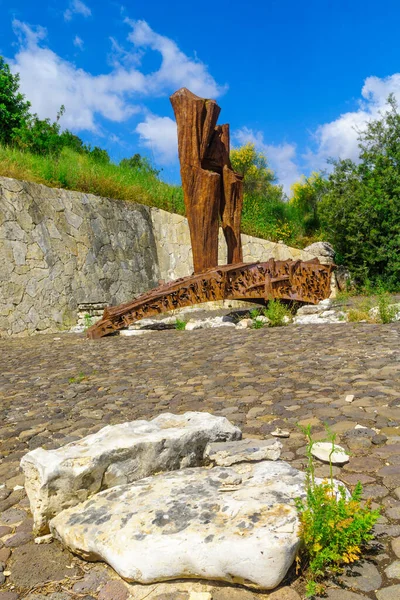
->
[87,259,335,339]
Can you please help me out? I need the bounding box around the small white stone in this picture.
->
[355,424,367,430]
[205,438,282,466]
[345,395,355,403]
[13,485,24,491]
[318,298,332,308]
[255,315,270,324]
[35,534,53,544]
[311,442,349,465]
[119,329,151,336]
[70,325,85,333]
[189,593,212,600]
[185,320,205,331]
[271,428,290,438]
[236,318,253,329]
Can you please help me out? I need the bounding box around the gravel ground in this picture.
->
[0,322,400,600]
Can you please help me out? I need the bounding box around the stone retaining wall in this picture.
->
[0,176,329,336]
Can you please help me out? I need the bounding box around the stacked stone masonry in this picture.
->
[1,176,330,336]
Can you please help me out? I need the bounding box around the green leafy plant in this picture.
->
[295,425,380,597]
[376,288,396,324]
[83,313,93,329]
[249,308,262,319]
[263,299,292,326]
[175,319,187,331]
[251,318,265,329]
[68,371,87,384]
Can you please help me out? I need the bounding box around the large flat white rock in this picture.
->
[50,460,306,590]
[204,438,282,466]
[21,412,241,534]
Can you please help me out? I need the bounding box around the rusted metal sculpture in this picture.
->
[170,88,243,271]
[87,87,335,339]
[87,259,334,339]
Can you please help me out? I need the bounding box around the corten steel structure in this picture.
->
[87,88,334,339]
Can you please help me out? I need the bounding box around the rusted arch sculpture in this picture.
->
[87,259,334,339]
[87,88,335,338]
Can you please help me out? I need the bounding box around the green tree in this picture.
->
[120,153,160,176]
[319,95,400,288]
[0,56,31,145]
[230,142,279,196]
[12,106,66,156]
[88,146,110,164]
[290,172,327,234]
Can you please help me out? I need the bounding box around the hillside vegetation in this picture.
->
[1,55,400,289]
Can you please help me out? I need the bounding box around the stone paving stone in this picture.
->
[325,590,369,600]
[8,541,79,588]
[340,560,382,592]
[72,568,110,594]
[0,325,399,597]
[98,580,129,600]
[392,537,400,558]
[376,584,400,600]
[385,560,400,579]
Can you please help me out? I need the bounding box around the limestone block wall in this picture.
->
[0,177,160,336]
[1,176,331,337]
[150,208,318,281]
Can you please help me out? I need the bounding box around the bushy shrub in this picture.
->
[318,96,400,290]
[263,299,292,326]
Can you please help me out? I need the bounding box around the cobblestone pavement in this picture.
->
[1,323,400,600]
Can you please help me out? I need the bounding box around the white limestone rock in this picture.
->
[255,315,270,324]
[311,442,349,465]
[236,318,253,329]
[186,316,235,331]
[21,412,241,535]
[271,428,290,438]
[303,241,335,264]
[369,303,400,322]
[119,329,152,336]
[50,461,307,590]
[296,305,321,316]
[204,438,282,466]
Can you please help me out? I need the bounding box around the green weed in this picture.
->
[83,313,93,329]
[175,319,187,331]
[249,308,262,319]
[376,288,397,323]
[68,371,87,384]
[295,425,380,597]
[263,299,292,326]
[251,318,265,329]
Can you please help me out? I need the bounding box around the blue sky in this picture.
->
[1,0,400,193]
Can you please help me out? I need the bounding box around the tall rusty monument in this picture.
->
[87,89,334,338]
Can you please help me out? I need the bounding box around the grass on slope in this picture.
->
[0,145,315,247]
[0,146,185,215]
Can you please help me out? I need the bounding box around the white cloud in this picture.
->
[9,19,224,135]
[10,20,143,131]
[135,115,177,164]
[233,127,300,194]
[126,19,227,98]
[234,73,400,192]
[64,0,91,22]
[73,35,84,49]
[306,74,400,169]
